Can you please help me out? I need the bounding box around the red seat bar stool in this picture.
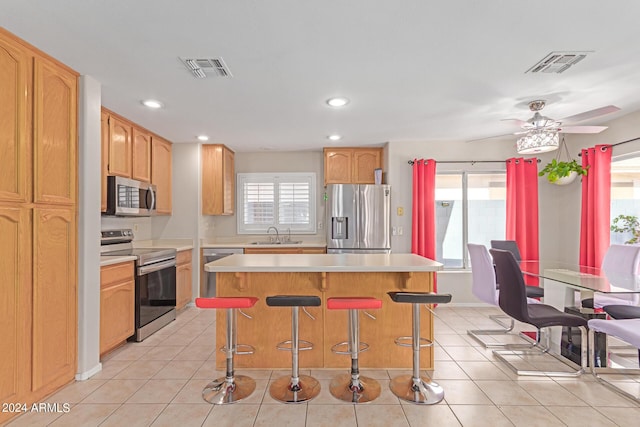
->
[387,292,452,404]
[195,296,258,404]
[266,295,322,403]
[327,296,383,403]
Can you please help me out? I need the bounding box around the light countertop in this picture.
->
[100,255,137,267]
[204,253,442,273]
[134,239,194,252]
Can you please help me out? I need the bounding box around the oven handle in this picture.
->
[138,259,176,276]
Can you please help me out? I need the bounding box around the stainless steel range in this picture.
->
[101,229,177,341]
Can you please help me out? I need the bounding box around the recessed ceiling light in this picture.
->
[327,134,342,141]
[197,135,209,141]
[326,97,349,107]
[142,99,163,109]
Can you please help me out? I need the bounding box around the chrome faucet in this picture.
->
[267,226,280,243]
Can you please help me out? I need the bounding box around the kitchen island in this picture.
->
[204,253,443,369]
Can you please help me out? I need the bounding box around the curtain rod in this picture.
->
[407,159,541,165]
[577,136,640,156]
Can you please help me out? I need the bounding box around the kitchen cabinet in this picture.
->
[107,115,132,178]
[100,261,135,356]
[323,147,383,185]
[0,29,78,425]
[244,247,327,254]
[202,144,235,215]
[132,127,152,183]
[151,136,172,215]
[176,249,193,310]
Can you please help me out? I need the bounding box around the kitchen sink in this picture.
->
[249,240,303,245]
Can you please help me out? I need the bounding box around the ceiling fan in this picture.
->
[469,100,621,142]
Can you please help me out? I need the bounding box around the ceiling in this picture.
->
[3,1,640,152]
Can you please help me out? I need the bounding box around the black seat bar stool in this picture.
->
[387,291,452,404]
[195,296,258,404]
[266,295,322,403]
[327,297,383,403]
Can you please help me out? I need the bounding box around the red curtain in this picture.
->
[412,159,437,290]
[580,145,612,267]
[506,157,540,263]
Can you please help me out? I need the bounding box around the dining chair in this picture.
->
[581,244,640,309]
[490,248,587,376]
[490,239,545,299]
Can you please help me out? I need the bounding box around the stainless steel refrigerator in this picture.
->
[326,184,391,253]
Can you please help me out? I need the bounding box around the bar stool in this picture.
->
[266,295,322,403]
[387,291,452,404]
[327,296,382,403]
[195,296,258,404]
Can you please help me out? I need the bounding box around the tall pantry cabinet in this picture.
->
[0,28,78,423]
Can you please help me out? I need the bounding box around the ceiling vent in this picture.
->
[526,51,590,74]
[179,57,233,78]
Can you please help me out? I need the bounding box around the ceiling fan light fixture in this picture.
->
[516,130,559,154]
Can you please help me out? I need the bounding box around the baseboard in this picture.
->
[75,363,102,381]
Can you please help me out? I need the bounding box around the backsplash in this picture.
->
[101,216,153,240]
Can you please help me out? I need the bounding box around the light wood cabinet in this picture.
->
[0,207,31,405]
[244,247,327,254]
[151,136,172,215]
[202,144,235,215]
[0,29,78,425]
[132,127,152,183]
[100,261,136,356]
[0,34,31,204]
[176,249,193,310]
[101,110,109,212]
[100,261,135,356]
[323,147,383,185]
[108,116,132,178]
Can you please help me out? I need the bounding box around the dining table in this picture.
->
[519,260,640,353]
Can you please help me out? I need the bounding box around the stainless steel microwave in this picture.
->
[105,176,156,216]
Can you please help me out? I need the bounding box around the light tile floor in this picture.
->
[7,306,640,426]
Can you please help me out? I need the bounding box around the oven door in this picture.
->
[136,259,176,338]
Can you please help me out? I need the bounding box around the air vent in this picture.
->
[526,51,590,74]
[179,57,233,78]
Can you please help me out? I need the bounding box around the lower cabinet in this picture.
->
[100,261,135,356]
[176,249,193,310]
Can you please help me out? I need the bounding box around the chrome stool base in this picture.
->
[202,375,256,404]
[390,374,444,404]
[270,375,321,403]
[329,373,381,403]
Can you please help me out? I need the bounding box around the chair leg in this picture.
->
[493,326,587,377]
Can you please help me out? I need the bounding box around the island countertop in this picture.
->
[204,253,443,273]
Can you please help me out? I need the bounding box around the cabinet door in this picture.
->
[301,247,327,254]
[0,207,31,404]
[324,148,352,185]
[132,127,152,183]
[0,34,31,204]
[176,263,193,310]
[222,147,235,215]
[33,56,77,205]
[151,136,172,214]
[32,207,76,392]
[108,116,132,178]
[352,149,382,184]
[100,110,109,212]
[100,279,135,356]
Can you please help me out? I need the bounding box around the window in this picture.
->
[610,155,640,244]
[237,173,316,234]
[435,172,506,269]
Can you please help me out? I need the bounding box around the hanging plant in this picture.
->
[538,136,589,185]
[611,214,640,244]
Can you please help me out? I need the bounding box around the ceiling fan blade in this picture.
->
[559,125,608,134]
[560,105,620,124]
[466,132,517,143]
[500,118,528,127]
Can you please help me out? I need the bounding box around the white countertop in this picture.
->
[200,237,326,249]
[134,239,194,252]
[100,255,137,267]
[204,253,443,272]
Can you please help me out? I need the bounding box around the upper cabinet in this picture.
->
[132,127,152,183]
[202,144,235,215]
[107,116,132,178]
[324,147,383,185]
[151,136,172,215]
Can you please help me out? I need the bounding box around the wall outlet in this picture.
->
[392,226,397,235]
[397,207,404,216]
[133,223,139,232]
[397,226,403,235]
[318,221,323,230]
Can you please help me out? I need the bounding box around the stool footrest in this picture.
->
[394,336,433,348]
[276,339,314,351]
[331,341,370,355]
[220,343,255,355]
